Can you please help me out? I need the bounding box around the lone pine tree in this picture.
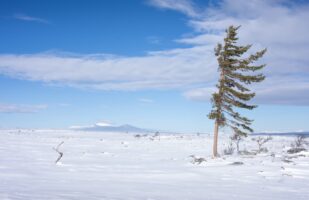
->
[208,25,267,157]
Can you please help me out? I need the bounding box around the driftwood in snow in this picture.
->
[53,141,64,164]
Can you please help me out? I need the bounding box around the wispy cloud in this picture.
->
[0,48,215,91]
[139,98,155,103]
[0,103,48,113]
[13,14,49,24]
[147,0,200,17]
[58,103,71,107]
[146,36,161,44]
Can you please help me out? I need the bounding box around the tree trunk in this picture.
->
[213,121,219,157]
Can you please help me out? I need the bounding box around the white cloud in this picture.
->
[1,0,309,106]
[184,87,215,101]
[147,0,200,17]
[0,103,48,113]
[176,0,309,105]
[0,47,216,91]
[184,76,309,105]
[13,14,49,24]
[253,78,309,105]
[176,34,222,45]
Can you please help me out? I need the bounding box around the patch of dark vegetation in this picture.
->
[230,161,244,166]
[189,155,207,164]
[282,159,293,163]
[239,149,257,156]
[287,135,308,154]
[287,148,306,154]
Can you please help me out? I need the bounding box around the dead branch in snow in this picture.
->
[53,141,64,164]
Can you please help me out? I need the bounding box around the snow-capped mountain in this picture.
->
[70,122,152,133]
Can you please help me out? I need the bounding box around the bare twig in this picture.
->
[252,136,272,153]
[223,140,235,155]
[53,141,64,164]
[288,135,308,154]
[293,135,308,148]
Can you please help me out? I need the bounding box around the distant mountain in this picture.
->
[70,123,153,133]
[252,131,309,136]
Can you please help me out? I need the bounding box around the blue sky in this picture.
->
[0,0,309,133]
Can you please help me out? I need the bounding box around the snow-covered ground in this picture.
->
[0,130,308,200]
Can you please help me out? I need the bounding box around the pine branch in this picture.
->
[224,77,250,92]
[224,87,255,101]
[244,49,267,64]
[230,126,248,137]
[236,64,266,72]
[228,119,254,133]
[222,108,253,125]
[224,95,257,110]
[227,72,265,84]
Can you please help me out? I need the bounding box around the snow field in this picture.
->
[0,130,308,200]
